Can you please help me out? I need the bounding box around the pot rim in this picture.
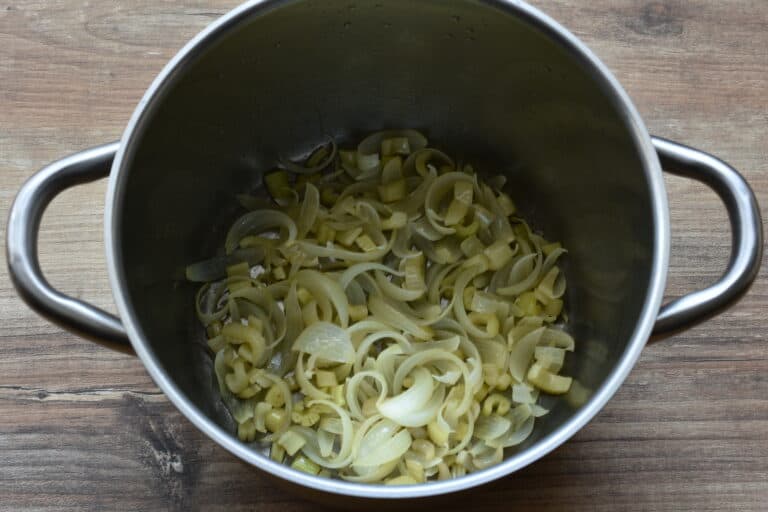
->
[105,0,670,499]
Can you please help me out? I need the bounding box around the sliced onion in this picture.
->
[354,330,412,373]
[474,415,512,441]
[305,399,355,468]
[411,216,445,242]
[292,321,354,364]
[368,295,432,340]
[403,148,453,178]
[296,235,393,263]
[378,368,434,427]
[345,371,388,420]
[339,262,404,290]
[296,183,320,239]
[195,280,228,326]
[475,338,508,369]
[295,269,350,328]
[356,427,412,467]
[375,271,425,302]
[225,210,298,254]
[487,414,534,449]
[424,172,474,235]
[280,138,337,175]
[497,253,542,297]
[509,326,546,382]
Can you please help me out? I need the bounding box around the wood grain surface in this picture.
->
[1,1,766,511]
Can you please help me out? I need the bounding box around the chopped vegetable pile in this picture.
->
[187,130,574,484]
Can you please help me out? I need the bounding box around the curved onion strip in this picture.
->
[508,327,546,382]
[230,287,286,348]
[403,148,453,178]
[475,338,508,370]
[195,280,228,326]
[375,270,425,302]
[427,262,460,304]
[317,429,335,458]
[475,415,512,441]
[354,330,413,373]
[540,327,576,351]
[338,179,379,200]
[391,350,472,416]
[344,278,367,305]
[409,336,461,354]
[368,295,432,340]
[411,216,445,241]
[283,284,303,346]
[377,368,434,426]
[296,233,394,263]
[339,263,404,290]
[295,270,350,328]
[497,253,543,297]
[306,399,355,467]
[452,266,495,340]
[382,383,446,428]
[470,442,504,470]
[281,138,337,175]
[445,404,480,456]
[356,201,384,238]
[374,345,406,391]
[345,371,389,420]
[346,319,394,338]
[391,225,419,259]
[424,172,474,235]
[388,296,453,327]
[488,258,514,293]
[297,183,320,239]
[458,339,483,394]
[487,406,535,449]
[393,171,436,216]
[295,430,349,471]
[224,210,298,254]
[542,247,567,275]
[355,429,412,474]
[293,321,355,364]
[353,416,397,458]
[343,460,399,483]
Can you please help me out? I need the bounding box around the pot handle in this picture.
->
[651,137,763,337]
[5,143,133,354]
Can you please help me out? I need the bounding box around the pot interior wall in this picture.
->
[116,0,655,455]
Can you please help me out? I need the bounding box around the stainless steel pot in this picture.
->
[6,0,763,500]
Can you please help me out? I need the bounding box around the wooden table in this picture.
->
[1,1,766,510]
